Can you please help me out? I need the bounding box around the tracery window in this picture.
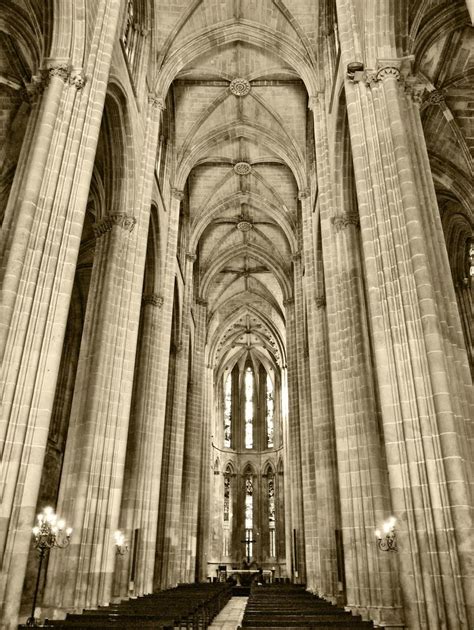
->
[268,472,276,557]
[122,0,138,64]
[266,373,274,448]
[223,373,232,448]
[245,367,254,449]
[245,474,254,559]
[223,465,232,556]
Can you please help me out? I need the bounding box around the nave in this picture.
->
[1,1,472,630]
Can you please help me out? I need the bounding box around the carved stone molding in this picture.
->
[291,251,301,262]
[186,251,197,262]
[234,161,252,175]
[283,297,294,308]
[298,188,310,200]
[196,297,208,307]
[236,220,253,232]
[44,63,71,83]
[171,188,185,201]
[331,212,360,231]
[307,95,320,111]
[425,89,446,106]
[404,78,426,106]
[148,93,166,110]
[376,65,401,82]
[69,70,86,90]
[142,293,164,307]
[229,77,251,97]
[315,295,326,309]
[93,213,137,237]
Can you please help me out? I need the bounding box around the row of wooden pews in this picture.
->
[34,583,232,629]
[239,584,375,629]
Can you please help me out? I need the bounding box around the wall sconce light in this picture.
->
[114,530,128,555]
[375,516,397,552]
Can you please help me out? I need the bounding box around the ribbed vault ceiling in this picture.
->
[162,0,318,374]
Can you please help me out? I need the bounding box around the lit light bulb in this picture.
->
[57,519,65,531]
[383,521,391,534]
[66,527,73,537]
[32,526,40,536]
[388,516,396,528]
[375,529,381,539]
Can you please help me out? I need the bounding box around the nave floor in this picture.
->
[208,596,248,630]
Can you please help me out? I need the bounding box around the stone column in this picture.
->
[115,292,165,599]
[196,365,214,580]
[336,3,473,626]
[155,253,195,588]
[299,189,341,603]
[284,297,306,583]
[179,298,208,581]
[291,249,318,588]
[43,213,139,614]
[0,4,122,626]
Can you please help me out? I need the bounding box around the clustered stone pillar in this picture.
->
[116,291,165,599]
[179,298,208,581]
[0,3,122,626]
[284,297,306,583]
[299,188,340,603]
[44,212,139,613]
[155,253,196,589]
[336,2,473,625]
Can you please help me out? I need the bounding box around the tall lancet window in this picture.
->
[245,474,254,560]
[223,373,232,448]
[268,472,276,557]
[122,0,137,64]
[245,366,254,449]
[223,465,232,556]
[266,373,274,448]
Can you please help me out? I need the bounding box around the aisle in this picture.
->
[208,596,248,629]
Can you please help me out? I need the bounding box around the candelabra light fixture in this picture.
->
[375,516,397,552]
[114,530,128,555]
[26,506,72,627]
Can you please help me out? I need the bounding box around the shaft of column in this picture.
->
[0,5,122,627]
[179,299,208,582]
[284,297,306,583]
[335,3,474,625]
[155,253,195,588]
[299,190,341,604]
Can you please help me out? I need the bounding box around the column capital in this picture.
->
[43,60,71,83]
[186,251,196,262]
[142,293,164,307]
[331,212,359,231]
[21,75,46,103]
[291,251,301,262]
[283,297,294,307]
[196,297,208,307]
[93,213,137,237]
[171,188,185,201]
[148,92,166,110]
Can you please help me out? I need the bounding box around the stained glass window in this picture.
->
[122,0,137,62]
[245,475,253,559]
[268,473,276,557]
[245,367,254,448]
[224,474,230,522]
[266,373,274,448]
[224,373,232,447]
